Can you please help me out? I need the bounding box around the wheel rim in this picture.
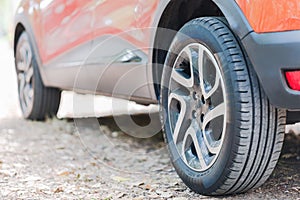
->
[16,40,34,115]
[168,43,227,172]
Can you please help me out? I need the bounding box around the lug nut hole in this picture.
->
[201,95,206,104]
[201,113,205,122]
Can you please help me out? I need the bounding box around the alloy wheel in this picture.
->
[167,43,227,172]
[16,40,34,116]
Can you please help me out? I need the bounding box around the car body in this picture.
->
[14,0,300,110]
[13,0,300,196]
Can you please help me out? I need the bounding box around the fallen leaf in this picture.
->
[58,171,73,176]
[90,162,97,166]
[54,187,64,193]
[142,184,152,190]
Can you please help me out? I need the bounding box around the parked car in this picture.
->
[13,0,300,196]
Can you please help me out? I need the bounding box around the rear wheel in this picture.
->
[15,32,61,120]
[160,17,286,195]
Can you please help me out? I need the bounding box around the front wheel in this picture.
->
[160,17,286,195]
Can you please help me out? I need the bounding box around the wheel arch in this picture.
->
[13,13,34,56]
[151,0,252,99]
[13,13,48,86]
[14,23,26,56]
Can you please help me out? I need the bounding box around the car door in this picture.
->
[39,0,95,89]
[85,0,159,101]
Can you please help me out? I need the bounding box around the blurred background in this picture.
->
[0,0,22,119]
[0,0,19,39]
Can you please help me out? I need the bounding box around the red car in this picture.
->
[13,0,300,196]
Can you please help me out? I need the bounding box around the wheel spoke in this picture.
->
[198,47,205,91]
[18,73,27,110]
[168,90,191,144]
[202,102,225,130]
[23,43,32,71]
[26,66,34,83]
[171,46,195,88]
[202,102,225,154]
[19,73,26,96]
[28,88,34,99]
[24,84,32,106]
[203,73,220,99]
[17,61,26,71]
[202,130,222,154]
[182,122,207,168]
[183,45,197,68]
[19,44,27,59]
[198,48,221,99]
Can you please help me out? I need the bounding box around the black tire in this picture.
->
[160,17,286,195]
[15,32,61,120]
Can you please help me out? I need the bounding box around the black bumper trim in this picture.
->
[242,30,300,110]
[287,111,300,124]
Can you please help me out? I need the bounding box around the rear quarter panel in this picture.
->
[236,0,300,33]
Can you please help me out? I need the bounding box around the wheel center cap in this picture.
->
[191,90,209,120]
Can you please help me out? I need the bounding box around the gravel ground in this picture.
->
[0,117,299,199]
[0,37,299,199]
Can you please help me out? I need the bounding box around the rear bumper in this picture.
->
[242,30,300,110]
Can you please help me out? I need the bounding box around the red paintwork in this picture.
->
[18,0,159,64]
[236,0,300,33]
[17,0,300,64]
[93,0,158,52]
[92,1,142,54]
[40,0,94,63]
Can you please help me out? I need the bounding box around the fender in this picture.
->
[148,0,253,100]
[14,3,50,87]
[212,0,253,39]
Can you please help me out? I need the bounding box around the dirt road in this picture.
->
[0,38,299,199]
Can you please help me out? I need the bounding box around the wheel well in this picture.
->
[14,23,25,55]
[152,0,224,99]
